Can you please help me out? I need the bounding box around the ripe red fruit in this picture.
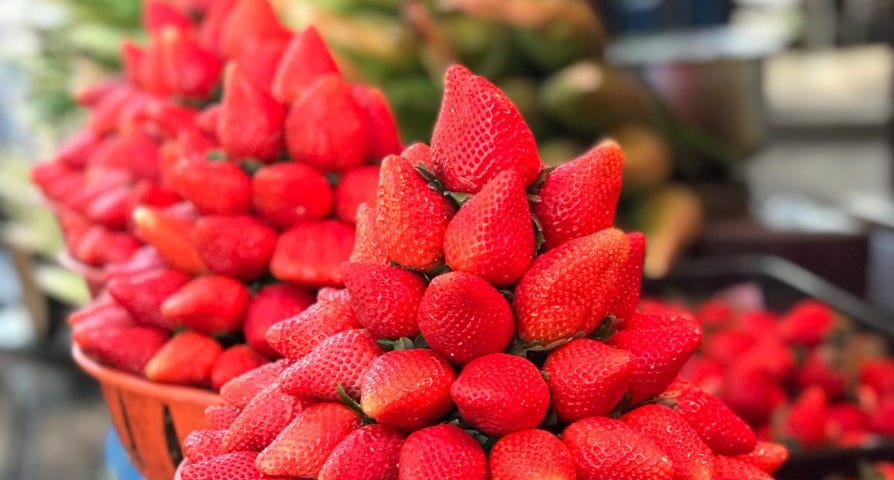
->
[622,404,714,480]
[443,170,534,286]
[351,84,403,160]
[252,162,333,228]
[776,300,835,347]
[610,232,646,322]
[133,206,207,275]
[563,416,674,480]
[180,452,275,480]
[69,300,137,337]
[218,0,290,60]
[861,359,894,397]
[712,456,774,480]
[107,267,191,330]
[350,203,388,264]
[318,424,405,480]
[85,184,131,229]
[731,441,789,474]
[234,35,288,93]
[417,272,514,365]
[255,402,362,478]
[781,385,830,447]
[398,424,487,480]
[205,405,241,430]
[402,142,432,169]
[211,345,268,390]
[171,158,253,215]
[285,75,370,173]
[222,382,303,453]
[451,353,549,436]
[182,429,225,464]
[334,165,380,225]
[543,338,632,423]
[143,0,193,33]
[514,228,629,344]
[73,227,142,267]
[533,140,624,250]
[157,27,222,98]
[75,325,169,375]
[144,332,223,386]
[161,275,250,335]
[270,220,355,287]
[217,65,285,161]
[375,155,454,271]
[431,65,541,194]
[489,429,576,480]
[265,292,360,360]
[344,263,426,340]
[220,359,289,409]
[192,215,278,282]
[361,349,456,431]
[243,284,314,358]
[271,27,340,104]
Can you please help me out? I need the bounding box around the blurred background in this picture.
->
[0,0,892,478]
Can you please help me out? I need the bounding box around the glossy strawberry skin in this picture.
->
[211,345,268,390]
[205,405,240,430]
[398,424,487,480]
[217,65,285,161]
[182,429,225,465]
[252,162,333,228]
[271,26,340,104]
[265,292,360,360]
[75,325,169,375]
[161,274,250,335]
[334,165,380,225]
[351,84,403,160]
[781,386,830,447]
[563,416,674,480]
[144,332,223,386]
[344,263,425,340]
[220,359,290,409]
[222,382,303,453]
[192,215,278,283]
[319,424,405,480]
[712,456,774,480]
[271,220,355,287]
[132,206,207,275]
[731,441,789,474]
[180,451,289,480]
[350,203,388,264]
[243,284,315,358]
[489,429,576,480]
[107,267,191,330]
[622,404,714,480]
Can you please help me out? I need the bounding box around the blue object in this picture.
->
[105,429,144,480]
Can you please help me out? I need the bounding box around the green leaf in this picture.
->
[336,384,364,414]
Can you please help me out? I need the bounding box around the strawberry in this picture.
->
[271,27,340,104]
[196,104,220,134]
[731,441,789,474]
[90,130,161,182]
[622,404,714,480]
[144,332,223,386]
[417,272,514,365]
[270,220,355,287]
[344,263,426,340]
[85,184,132,229]
[217,65,285,161]
[222,382,303,453]
[610,232,646,323]
[54,128,101,168]
[211,345,268,390]
[252,162,333,228]
[723,360,786,424]
[192,215,278,282]
[451,353,549,436]
[375,154,454,271]
[608,311,703,404]
[350,203,388,264]
[243,284,314,358]
[398,424,487,480]
[279,329,383,401]
[334,165,380,225]
[563,416,674,480]
[796,345,847,400]
[443,170,534,286]
[73,227,142,267]
[543,338,632,423]
[143,0,193,33]
[75,325,169,375]
[196,0,235,54]
[220,359,289,409]
[182,429,225,464]
[171,157,253,215]
[255,402,362,478]
[861,359,894,397]
[430,65,541,193]
[660,379,757,456]
[514,228,629,344]
[180,451,288,480]
[161,275,250,335]
[318,424,405,480]
[157,27,222,98]
[361,348,456,431]
[205,405,241,430]
[869,396,894,435]
[712,456,774,480]
[235,35,288,93]
[704,330,757,366]
[265,293,360,360]
[218,0,290,60]
[488,429,576,480]
[828,403,868,433]
[776,300,835,346]
[351,84,403,160]
[780,385,830,446]
[285,75,370,173]
[132,206,207,274]
[532,140,624,249]
[695,299,737,330]
[401,142,433,169]
[107,267,191,330]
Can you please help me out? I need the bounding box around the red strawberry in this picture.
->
[279,329,383,400]
[157,27,222,98]
[712,456,774,480]
[90,129,161,182]
[344,263,425,339]
[143,0,193,32]
[107,267,191,330]
[54,128,101,167]
[252,162,333,228]
[265,293,360,360]
[171,157,252,215]
[192,215,278,282]
[489,429,576,480]
[731,441,789,474]
[695,299,736,330]
[133,206,207,274]
[869,396,894,435]
[217,65,285,161]
[161,275,250,335]
[351,84,403,160]
[417,272,514,365]
[182,429,225,464]
[451,353,549,436]
[180,451,288,480]
[255,402,362,478]
[375,154,454,271]
[861,359,894,397]
[660,379,757,456]
[205,405,241,430]
[610,232,646,322]
[543,338,632,422]
[196,104,220,134]
[73,227,142,267]
[532,141,624,249]
[514,228,629,344]
[218,0,290,60]
[211,345,268,390]
[430,65,541,193]
[401,142,432,169]
[334,165,380,225]
[244,284,314,358]
[85,184,131,229]
[222,382,303,453]
[196,0,235,54]
[145,332,223,386]
[563,416,674,480]
[271,27,340,103]
[828,403,868,433]
[781,386,830,446]
[75,325,169,375]
[319,424,405,480]
[285,75,369,173]
[398,424,487,480]
[350,203,388,264]
[220,359,289,409]
[704,330,757,366]
[235,35,288,93]
[443,170,534,286]
[608,311,702,404]
[776,300,835,346]
[271,220,355,287]
[796,346,847,400]
[622,404,714,480]
[129,180,180,208]
[723,360,787,424]
[361,349,456,431]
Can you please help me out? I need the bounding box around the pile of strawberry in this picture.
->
[672,296,894,450]
[35,0,404,390]
[177,65,788,480]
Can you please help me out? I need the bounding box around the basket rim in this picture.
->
[72,344,223,405]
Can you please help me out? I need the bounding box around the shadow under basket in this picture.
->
[72,345,222,480]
